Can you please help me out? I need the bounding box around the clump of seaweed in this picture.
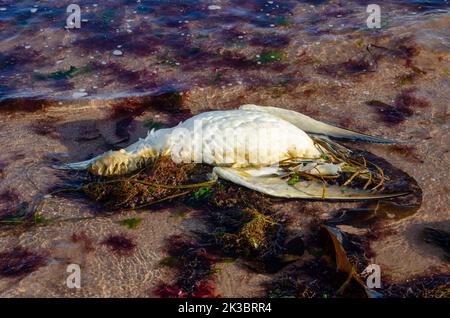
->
[207,181,272,211]
[366,90,430,125]
[256,50,285,65]
[118,217,143,229]
[0,247,47,278]
[366,100,407,124]
[281,137,388,198]
[266,224,376,298]
[267,260,342,298]
[102,234,136,256]
[0,200,52,230]
[214,209,284,260]
[394,89,430,111]
[383,275,450,298]
[34,65,92,81]
[204,208,290,273]
[81,156,214,210]
[29,116,60,139]
[317,57,375,77]
[156,235,219,298]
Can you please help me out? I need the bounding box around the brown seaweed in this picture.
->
[102,234,136,256]
[0,247,47,278]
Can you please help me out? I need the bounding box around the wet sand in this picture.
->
[0,1,449,297]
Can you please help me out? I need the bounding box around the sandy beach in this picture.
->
[0,0,448,297]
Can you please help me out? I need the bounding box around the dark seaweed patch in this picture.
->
[394,89,430,112]
[217,50,256,69]
[0,161,7,179]
[29,116,60,139]
[208,208,287,272]
[34,65,92,81]
[155,235,218,298]
[365,100,406,124]
[317,57,375,77]
[250,34,290,48]
[0,97,52,113]
[0,247,46,278]
[383,274,450,298]
[102,234,136,256]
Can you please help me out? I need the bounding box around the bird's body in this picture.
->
[63,104,402,200]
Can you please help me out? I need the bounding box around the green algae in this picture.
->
[118,217,142,229]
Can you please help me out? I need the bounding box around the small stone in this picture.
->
[72,92,88,98]
[30,8,38,13]
[113,50,123,56]
[208,5,222,10]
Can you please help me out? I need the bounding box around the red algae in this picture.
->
[155,235,219,298]
[0,247,47,278]
[394,89,430,111]
[102,234,137,256]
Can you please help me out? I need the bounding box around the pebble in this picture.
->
[208,5,222,10]
[30,8,38,13]
[72,92,88,98]
[113,49,123,56]
[0,7,7,11]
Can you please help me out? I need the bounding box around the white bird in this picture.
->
[62,104,403,200]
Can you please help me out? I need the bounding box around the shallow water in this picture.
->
[0,0,449,100]
[0,0,449,297]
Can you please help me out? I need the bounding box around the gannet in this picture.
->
[62,104,403,200]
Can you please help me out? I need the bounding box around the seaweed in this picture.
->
[34,65,92,81]
[394,89,430,111]
[155,235,219,298]
[365,100,406,124]
[317,56,375,77]
[118,218,143,229]
[256,50,285,64]
[207,181,272,211]
[143,119,165,131]
[81,156,214,210]
[250,34,290,48]
[383,274,450,298]
[102,234,136,256]
[29,116,60,138]
[206,208,288,272]
[0,200,52,229]
[366,89,429,124]
[0,247,47,278]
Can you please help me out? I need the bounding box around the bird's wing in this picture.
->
[213,166,407,200]
[239,104,396,144]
